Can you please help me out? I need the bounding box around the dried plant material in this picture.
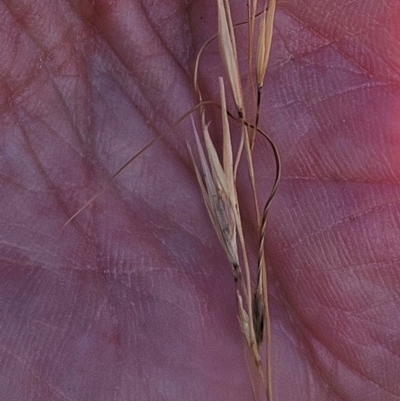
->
[194,12,265,100]
[252,270,265,345]
[217,0,244,117]
[247,0,258,49]
[189,79,273,373]
[256,124,281,401]
[256,123,281,277]
[192,4,280,395]
[194,34,217,101]
[191,128,240,280]
[237,291,251,343]
[219,77,235,197]
[245,0,258,105]
[238,290,261,363]
[256,0,276,90]
[189,80,241,280]
[63,101,215,227]
[66,2,281,399]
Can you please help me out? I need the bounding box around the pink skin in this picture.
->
[1,0,399,400]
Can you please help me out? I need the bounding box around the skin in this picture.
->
[1,0,399,400]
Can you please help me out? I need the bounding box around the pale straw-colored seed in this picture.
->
[237,291,251,345]
[217,0,244,117]
[256,0,276,89]
[237,290,261,364]
[219,77,235,202]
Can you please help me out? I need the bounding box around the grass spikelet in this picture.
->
[217,0,244,117]
[189,79,241,280]
[256,0,276,91]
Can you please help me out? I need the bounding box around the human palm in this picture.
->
[1,1,399,400]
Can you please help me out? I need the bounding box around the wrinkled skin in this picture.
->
[1,0,400,400]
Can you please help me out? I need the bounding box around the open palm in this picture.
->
[1,1,399,400]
